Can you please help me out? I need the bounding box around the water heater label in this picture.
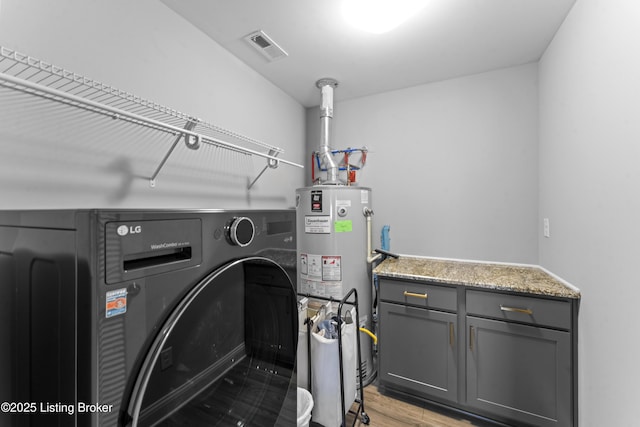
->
[302,254,322,277]
[305,216,331,234]
[300,253,344,298]
[299,279,343,299]
[322,256,342,281]
[311,190,323,212]
[334,220,352,233]
[300,254,342,282]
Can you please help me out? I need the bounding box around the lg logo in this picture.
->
[117,225,142,236]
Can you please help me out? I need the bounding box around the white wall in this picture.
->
[308,64,539,264]
[539,0,640,425]
[0,0,305,209]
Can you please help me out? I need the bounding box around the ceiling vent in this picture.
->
[244,30,288,62]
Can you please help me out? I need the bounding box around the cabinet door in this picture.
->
[379,302,457,403]
[466,316,571,427]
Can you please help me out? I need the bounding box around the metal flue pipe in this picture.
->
[316,78,340,184]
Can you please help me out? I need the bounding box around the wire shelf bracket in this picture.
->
[150,118,200,188]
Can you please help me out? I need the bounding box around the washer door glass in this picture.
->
[126,257,297,426]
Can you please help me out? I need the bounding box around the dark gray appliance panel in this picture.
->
[0,225,76,427]
[0,209,297,427]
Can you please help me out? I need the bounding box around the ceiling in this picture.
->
[161,0,576,108]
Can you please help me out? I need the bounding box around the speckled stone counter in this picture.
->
[257,248,296,271]
[373,256,580,299]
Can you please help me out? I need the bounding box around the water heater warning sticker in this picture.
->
[322,256,342,281]
[300,254,322,279]
[106,288,127,318]
[300,254,344,297]
[311,190,323,212]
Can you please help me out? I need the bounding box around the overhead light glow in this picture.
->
[342,0,428,34]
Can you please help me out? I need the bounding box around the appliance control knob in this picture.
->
[227,217,255,247]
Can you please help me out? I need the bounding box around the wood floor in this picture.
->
[344,385,497,427]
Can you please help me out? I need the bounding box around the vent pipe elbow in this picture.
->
[316,78,340,184]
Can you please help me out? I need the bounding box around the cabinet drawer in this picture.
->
[466,289,571,330]
[380,278,457,311]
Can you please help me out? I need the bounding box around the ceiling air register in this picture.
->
[245,30,288,62]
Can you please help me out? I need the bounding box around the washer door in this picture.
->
[124,257,297,426]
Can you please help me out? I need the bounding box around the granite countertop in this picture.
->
[257,248,296,270]
[373,256,580,299]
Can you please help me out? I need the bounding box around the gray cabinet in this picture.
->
[466,317,571,426]
[379,302,458,402]
[465,290,573,426]
[378,279,459,403]
[378,279,578,427]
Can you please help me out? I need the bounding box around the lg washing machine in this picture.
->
[0,209,298,426]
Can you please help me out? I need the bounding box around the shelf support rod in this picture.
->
[149,118,199,187]
[247,149,279,190]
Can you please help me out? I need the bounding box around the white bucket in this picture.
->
[297,387,314,427]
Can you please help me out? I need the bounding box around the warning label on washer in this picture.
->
[106,288,127,318]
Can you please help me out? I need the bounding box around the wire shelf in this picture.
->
[0,46,303,189]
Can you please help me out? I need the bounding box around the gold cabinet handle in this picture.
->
[449,322,455,347]
[500,305,533,315]
[403,291,428,299]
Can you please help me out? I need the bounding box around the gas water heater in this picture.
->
[296,79,376,382]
